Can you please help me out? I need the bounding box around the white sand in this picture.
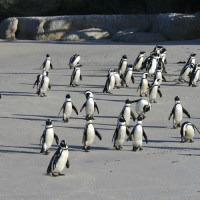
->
[0,39,200,200]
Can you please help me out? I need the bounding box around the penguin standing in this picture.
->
[132,99,151,118]
[47,140,70,177]
[69,54,80,69]
[180,122,200,143]
[70,64,82,86]
[40,119,59,155]
[118,99,136,127]
[189,63,200,87]
[153,66,166,87]
[82,116,102,152]
[149,79,162,103]
[103,69,115,93]
[168,96,190,129]
[37,73,51,97]
[121,65,135,87]
[133,51,145,71]
[33,70,46,90]
[114,70,121,89]
[112,117,130,150]
[41,54,53,76]
[147,53,159,76]
[127,116,148,151]
[118,55,128,77]
[58,94,78,123]
[137,73,150,97]
[80,91,99,119]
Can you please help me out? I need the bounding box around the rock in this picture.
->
[0,17,18,39]
[112,28,138,42]
[61,28,110,41]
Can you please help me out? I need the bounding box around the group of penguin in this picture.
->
[31,45,200,177]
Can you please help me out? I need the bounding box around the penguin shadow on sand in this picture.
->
[69,145,112,152]
[1,91,36,97]
[146,145,200,151]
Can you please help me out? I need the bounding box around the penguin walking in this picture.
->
[132,99,151,118]
[121,65,134,87]
[70,64,82,86]
[133,51,145,71]
[33,70,46,90]
[149,79,162,103]
[147,53,159,76]
[118,55,128,77]
[69,54,80,69]
[118,99,136,128]
[47,140,70,177]
[168,96,190,129]
[41,54,53,76]
[180,122,200,143]
[112,117,130,150]
[178,63,195,83]
[80,91,99,119]
[189,63,200,87]
[37,73,51,97]
[127,116,148,151]
[153,66,166,87]
[114,70,121,89]
[103,69,115,93]
[40,119,59,155]
[58,94,78,123]
[82,116,102,152]
[137,73,150,97]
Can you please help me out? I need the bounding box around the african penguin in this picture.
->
[132,99,151,118]
[114,70,121,89]
[133,51,145,71]
[33,70,46,90]
[137,73,150,97]
[58,94,78,123]
[69,54,80,69]
[36,73,51,97]
[118,55,128,77]
[147,52,159,76]
[149,79,162,103]
[153,66,166,87]
[189,63,200,87]
[178,63,195,83]
[41,54,53,76]
[70,64,82,86]
[168,96,190,129]
[47,140,70,177]
[103,68,115,93]
[40,119,59,155]
[121,65,134,87]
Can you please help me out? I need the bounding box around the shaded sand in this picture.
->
[0,39,200,200]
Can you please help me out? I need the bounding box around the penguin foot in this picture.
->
[190,139,194,143]
[145,94,147,97]
[44,151,50,155]
[132,147,138,151]
[115,146,122,150]
[58,173,65,176]
[140,94,142,97]
[139,147,143,151]
[116,86,120,89]
[153,100,157,103]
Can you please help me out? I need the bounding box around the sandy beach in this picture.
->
[0,39,200,200]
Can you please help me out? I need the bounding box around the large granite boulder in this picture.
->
[61,28,110,41]
[0,17,18,39]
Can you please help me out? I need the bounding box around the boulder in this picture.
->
[112,28,138,42]
[61,28,110,41]
[0,17,18,39]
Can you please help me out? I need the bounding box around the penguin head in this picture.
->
[122,55,127,59]
[140,51,145,54]
[137,115,144,122]
[118,116,126,123]
[66,94,70,99]
[60,140,68,149]
[76,63,82,68]
[42,70,47,76]
[157,66,161,70]
[125,98,133,104]
[174,96,180,101]
[86,115,93,121]
[142,73,149,78]
[46,119,52,126]
[46,54,50,58]
[84,90,91,97]
[191,53,196,57]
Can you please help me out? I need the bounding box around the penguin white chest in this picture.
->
[133,125,143,147]
[86,99,94,115]
[135,100,146,115]
[125,71,132,83]
[114,73,120,86]
[182,67,191,81]
[85,124,95,146]
[156,72,162,85]
[44,128,54,150]
[124,107,131,125]
[141,79,148,94]
[135,57,143,70]
[64,102,72,118]
[184,125,195,141]
[74,69,80,83]
[194,70,200,83]
[150,85,158,100]
[53,150,69,173]
[116,126,126,146]
[109,75,115,91]
[41,77,49,93]
[175,104,183,124]
[149,58,157,75]
[120,61,127,75]
[44,60,51,72]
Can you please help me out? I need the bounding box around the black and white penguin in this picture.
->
[178,63,195,83]
[147,52,159,76]
[118,55,128,77]
[37,72,51,97]
[69,54,80,69]
[47,140,70,177]
[82,116,102,152]
[41,54,53,76]
[40,119,59,155]
[132,99,151,118]
[70,64,82,86]
[137,73,150,97]
[103,68,115,93]
[80,91,99,119]
[168,96,190,129]
[118,99,136,128]
[133,51,145,71]
[180,121,200,143]
[185,53,196,66]
[189,63,200,87]
[127,115,148,151]
[112,116,130,150]
[149,79,162,103]
[153,66,166,87]
[152,45,163,55]
[121,65,134,87]
[58,94,78,123]
[33,70,46,90]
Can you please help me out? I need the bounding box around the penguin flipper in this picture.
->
[126,127,131,136]
[94,102,100,114]
[83,128,87,142]
[66,159,70,168]
[72,104,79,115]
[50,63,53,69]
[162,75,167,82]
[157,89,162,98]
[70,69,76,86]
[95,129,102,140]
[112,127,119,142]
[54,133,59,144]
[192,123,200,134]
[80,102,86,112]
[182,107,190,118]
[131,75,135,84]
[131,111,136,121]
[143,129,148,144]
[80,74,82,81]
[137,82,141,92]
[168,107,174,120]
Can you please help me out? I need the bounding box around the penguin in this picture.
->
[37,73,51,97]
[82,116,102,152]
[47,140,70,177]
[40,119,59,155]
[121,65,134,87]
[69,54,80,69]
[118,55,128,77]
[118,99,136,128]
[137,73,150,97]
[149,79,162,103]
[70,64,82,86]
[189,63,200,87]
[133,51,145,71]
[33,70,46,90]
[185,53,196,66]
[113,70,121,89]
[168,96,190,129]
[180,121,200,143]
[41,54,53,76]
[157,57,167,74]
[178,63,195,83]
[80,91,99,119]
[147,52,159,76]
[103,68,115,93]
[153,66,166,87]
[127,115,148,151]
[112,116,130,150]
[152,45,163,55]
[58,94,78,123]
